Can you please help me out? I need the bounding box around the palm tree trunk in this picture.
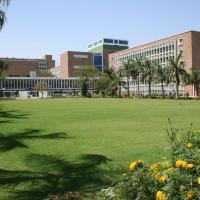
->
[161,81,164,99]
[127,76,130,97]
[175,83,179,99]
[148,81,151,98]
[195,84,199,97]
[137,76,140,96]
[118,82,121,98]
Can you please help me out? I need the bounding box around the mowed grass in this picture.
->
[0,98,200,199]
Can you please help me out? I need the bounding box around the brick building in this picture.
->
[0,54,55,77]
[60,38,129,78]
[109,31,200,96]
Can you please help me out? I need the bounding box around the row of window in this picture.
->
[88,38,129,49]
[1,78,97,90]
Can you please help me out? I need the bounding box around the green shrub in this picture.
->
[96,125,200,200]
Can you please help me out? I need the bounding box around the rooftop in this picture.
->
[88,38,129,50]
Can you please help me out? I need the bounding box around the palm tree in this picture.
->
[0,60,8,97]
[74,65,99,97]
[189,69,200,97]
[0,60,8,77]
[142,59,155,98]
[123,59,132,97]
[116,68,126,98]
[102,68,125,97]
[134,57,143,96]
[0,0,10,30]
[155,62,168,99]
[167,53,189,99]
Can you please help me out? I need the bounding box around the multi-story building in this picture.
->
[88,38,129,70]
[60,51,93,78]
[0,54,55,77]
[109,31,200,96]
[60,38,129,78]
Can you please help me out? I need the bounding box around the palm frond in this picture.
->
[0,10,6,30]
[0,0,10,6]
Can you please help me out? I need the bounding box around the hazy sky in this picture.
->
[0,0,200,65]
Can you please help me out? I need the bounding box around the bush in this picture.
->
[96,124,200,200]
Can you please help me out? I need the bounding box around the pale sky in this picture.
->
[0,0,200,65]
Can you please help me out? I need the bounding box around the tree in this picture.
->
[73,66,99,97]
[130,57,142,96]
[0,60,8,77]
[167,53,189,99]
[141,59,155,98]
[123,59,132,97]
[96,68,125,98]
[155,62,168,99]
[116,68,126,98]
[36,82,47,99]
[0,60,8,97]
[0,0,10,30]
[189,68,200,97]
[39,71,54,77]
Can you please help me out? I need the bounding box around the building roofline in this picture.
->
[111,30,200,55]
[0,57,46,62]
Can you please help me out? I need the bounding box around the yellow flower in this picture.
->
[156,191,168,200]
[129,162,137,170]
[154,172,161,179]
[176,160,188,168]
[187,143,193,148]
[150,163,160,170]
[180,185,185,192]
[187,190,195,199]
[158,175,168,183]
[136,160,143,164]
[187,164,194,169]
[197,177,200,185]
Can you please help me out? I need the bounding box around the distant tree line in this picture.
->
[76,53,200,99]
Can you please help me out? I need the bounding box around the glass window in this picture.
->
[163,47,165,52]
[119,40,128,45]
[104,39,114,44]
[93,54,103,71]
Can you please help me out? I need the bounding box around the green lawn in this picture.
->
[0,98,199,199]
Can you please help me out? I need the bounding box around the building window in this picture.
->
[119,40,128,45]
[93,54,103,71]
[38,62,48,72]
[104,39,114,44]
[178,38,184,46]
[179,50,184,56]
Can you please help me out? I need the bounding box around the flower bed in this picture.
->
[97,125,200,200]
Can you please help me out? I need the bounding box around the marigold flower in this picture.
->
[158,175,168,183]
[154,172,161,179]
[129,162,137,170]
[176,160,187,168]
[156,191,168,200]
[187,143,193,148]
[136,160,143,164]
[197,177,200,185]
[187,190,195,199]
[187,164,194,169]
